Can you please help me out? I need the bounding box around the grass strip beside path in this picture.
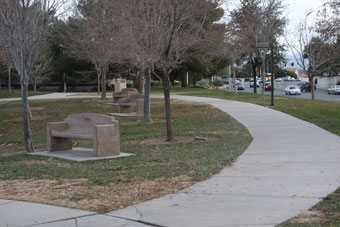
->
[0,98,252,213]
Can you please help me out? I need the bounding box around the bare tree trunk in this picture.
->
[144,69,152,122]
[162,72,173,141]
[181,71,188,87]
[97,74,100,95]
[33,77,37,92]
[20,77,34,153]
[311,77,315,100]
[252,60,257,94]
[232,64,237,94]
[139,71,145,94]
[101,63,107,100]
[8,66,11,93]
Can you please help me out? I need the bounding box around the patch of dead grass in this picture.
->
[0,176,193,213]
[291,210,326,224]
[31,107,45,111]
[3,115,49,122]
[140,136,219,145]
[22,160,73,168]
[0,150,25,156]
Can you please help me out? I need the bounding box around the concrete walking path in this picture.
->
[1,94,340,227]
[0,92,99,102]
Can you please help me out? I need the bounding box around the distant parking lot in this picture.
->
[230,81,340,102]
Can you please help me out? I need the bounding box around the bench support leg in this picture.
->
[47,122,72,152]
[48,136,72,151]
[93,124,120,157]
[136,99,144,115]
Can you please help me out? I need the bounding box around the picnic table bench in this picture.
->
[47,113,120,157]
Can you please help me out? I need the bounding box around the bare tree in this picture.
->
[317,0,340,38]
[123,0,225,141]
[285,16,339,100]
[66,0,127,99]
[30,41,53,92]
[0,0,65,153]
[227,0,286,94]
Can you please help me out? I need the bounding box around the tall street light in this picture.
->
[270,42,274,106]
[256,41,269,100]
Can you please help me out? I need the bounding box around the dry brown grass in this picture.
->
[290,210,326,224]
[0,176,193,213]
[140,136,219,145]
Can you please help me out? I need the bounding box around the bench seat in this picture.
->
[51,130,93,140]
[119,103,136,107]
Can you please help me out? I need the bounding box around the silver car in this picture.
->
[285,85,301,95]
[328,85,340,95]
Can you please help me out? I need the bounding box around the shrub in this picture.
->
[213,80,224,87]
[151,81,163,87]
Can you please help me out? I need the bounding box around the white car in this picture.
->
[275,78,282,82]
[250,81,259,88]
[285,85,301,95]
[328,85,340,95]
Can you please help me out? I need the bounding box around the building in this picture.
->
[283,68,309,81]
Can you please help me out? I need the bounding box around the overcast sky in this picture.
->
[282,0,325,66]
[284,0,325,26]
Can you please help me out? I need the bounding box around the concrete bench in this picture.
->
[47,113,120,157]
[119,94,144,114]
[113,88,138,103]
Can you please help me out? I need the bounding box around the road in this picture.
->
[236,81,340,102]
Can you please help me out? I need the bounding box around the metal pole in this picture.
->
[270,43,274,106]
[261,50,265,100]
[186,72,189,86]
[233,64,237,94]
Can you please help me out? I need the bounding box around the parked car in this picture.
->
[285,85,301,95]
[250,81,260,88]
[295,78,302,82]
[235,82,245,90]
[264,82,271,91]
[300,82,316,92]
[328,85,340,95]
[283,76,290,82]
[275,78,282,82]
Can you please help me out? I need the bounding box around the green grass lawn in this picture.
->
[0,97,252,212]
[0,90,50,99]
[156,87,340,226]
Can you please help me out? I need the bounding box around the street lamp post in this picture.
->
[270,42,274,106]
[256,42,269,100]
[232,63,237,94]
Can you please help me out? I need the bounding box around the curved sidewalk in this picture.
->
[1,95,340,227]
[109,95,340,226]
